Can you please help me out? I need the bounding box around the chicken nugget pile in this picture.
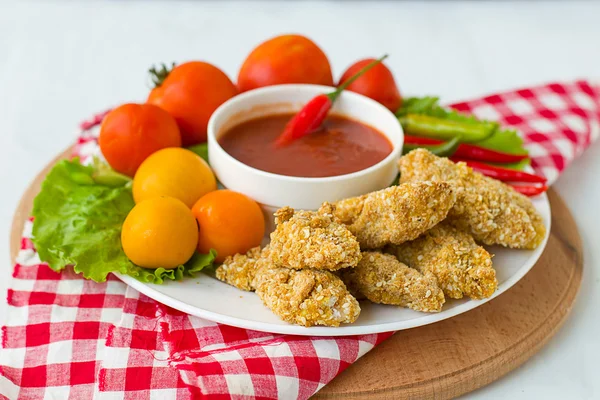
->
[215,149,546,327]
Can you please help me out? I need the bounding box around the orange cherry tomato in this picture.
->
[98,103,181,177]
[338,58,402,112]
[238,34,334,93]
[192,190,265,263]
[148,61,238,146]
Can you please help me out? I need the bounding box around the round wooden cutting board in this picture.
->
[11,150,583,400]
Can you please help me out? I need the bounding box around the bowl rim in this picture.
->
[207,84,404,184]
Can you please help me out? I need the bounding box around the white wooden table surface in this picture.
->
[1,1,598,398]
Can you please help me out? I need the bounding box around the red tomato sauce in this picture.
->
[218,113,392,178]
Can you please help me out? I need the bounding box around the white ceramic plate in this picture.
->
[115,191,550,337]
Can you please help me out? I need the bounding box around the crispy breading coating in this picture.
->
[335,270,365,300]
[339,252,444,312]
[215,246,263,291]
[327,182,456,249]
[216,246,360,327]
[390,223,497,300]
[399,149,546,249]
[253,266,361,327]
[268,205,361,271]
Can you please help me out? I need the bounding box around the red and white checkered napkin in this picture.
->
[452,80,600,183]
[99,286,387,399]
[1,80,599,400]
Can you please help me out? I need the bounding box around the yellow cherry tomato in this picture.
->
[133,147,217,208]
[121,197,199,268]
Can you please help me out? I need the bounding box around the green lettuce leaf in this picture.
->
[89,156,133,187]
[397,96,484,126]
[32,159,215,284]
[187,143,209,164]
[128,249,217,284]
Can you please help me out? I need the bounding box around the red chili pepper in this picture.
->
[454,144,528,163]
[450,158,547,183]
[404,135,528,163]
[509,184,548,196]
[274,95,332,146]
[276,55,388,147]
[403,135,441,145]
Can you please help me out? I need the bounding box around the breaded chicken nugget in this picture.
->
[327,182,456,249]
[339,251,444,312]
[253,266,361,327]
[268,205,361,271]
[390,223,497,299]
[399,149,546,249]
[216,246,360,327]
[215,246,263,291]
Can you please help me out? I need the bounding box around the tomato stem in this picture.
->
[149,62,176,88]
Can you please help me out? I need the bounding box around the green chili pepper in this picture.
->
[402,136,461,157]
[399,114,497,143]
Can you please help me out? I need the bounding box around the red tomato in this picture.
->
[338,58,402,112]
[148,61,238,146]
[238,34,334,92]
[98,103,181,177]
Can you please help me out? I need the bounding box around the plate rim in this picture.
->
[115,192,551,337]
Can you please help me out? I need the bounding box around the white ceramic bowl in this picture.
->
[207,84,403,230]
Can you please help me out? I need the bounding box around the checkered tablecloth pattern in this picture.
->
[1,80,599,399]
[1,230,390,400]
[452,80,600,184]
